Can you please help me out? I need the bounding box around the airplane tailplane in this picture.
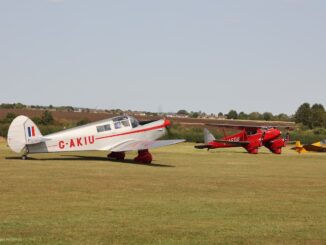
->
[204,128,216,144]
[7,115,43,153]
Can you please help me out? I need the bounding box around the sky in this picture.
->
[0,0,325,115]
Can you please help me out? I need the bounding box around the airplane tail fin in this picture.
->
[295,141,302,148]
[204,128,215,144]
[293,141,306,153]
[7,115,43,153]
[194,128,216,150]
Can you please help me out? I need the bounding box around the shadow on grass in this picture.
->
[208,150,272,155]
[5,155,175,168]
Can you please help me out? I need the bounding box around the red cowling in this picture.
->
[247,148,259,154]
[107,151,126,160]
[265,138,285,154]
[245,140,261,154]
[134,150,152,164]
[271,148,282,154]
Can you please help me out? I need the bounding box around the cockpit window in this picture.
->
[97,124,111,133]
[113,117,131,129]
[112,116,129,122]
[130,117,139,128]
[247,130,257,135]
[114,121,122,129]
[121,120,130,127]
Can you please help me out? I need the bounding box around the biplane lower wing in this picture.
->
[206,123,295,131]
[194,144,212,149]
[213,140,250,146]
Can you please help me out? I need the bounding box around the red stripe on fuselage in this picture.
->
[32,126,35,136]
[95,123,166,141]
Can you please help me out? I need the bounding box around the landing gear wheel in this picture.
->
[107,152,125,161]
[21,155,27,160]
[134,150,152,164]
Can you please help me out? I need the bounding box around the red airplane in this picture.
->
[195,124,293,154]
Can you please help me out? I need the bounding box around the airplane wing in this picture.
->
[109,139,185,152]
[213,139,250,146]
[206,123,295,130]
[303,144,326,152]
[194,144,211,149]
[206,123,264,131]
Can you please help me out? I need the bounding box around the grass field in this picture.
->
[0,140,326,244]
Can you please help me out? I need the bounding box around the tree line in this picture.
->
[177,102,326,129]
[0,110,90,137]
[294,103,326,129]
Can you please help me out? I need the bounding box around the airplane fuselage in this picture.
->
[206,128,284,154]
[27,117,168,153]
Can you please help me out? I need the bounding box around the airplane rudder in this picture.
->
[7,115,42,153]
[295,141,302,147]
[24,117,42,138]
[204,128,216,144]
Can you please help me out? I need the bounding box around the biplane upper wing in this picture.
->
[206,123,265,131]
[108,139,185,152]
[206,123,295,131]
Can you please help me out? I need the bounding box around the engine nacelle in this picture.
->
[265,138,286,154]
[245,140,262,154]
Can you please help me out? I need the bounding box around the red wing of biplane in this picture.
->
[213,139,250,146]
[194,144,212,149]
[206,123,295,131]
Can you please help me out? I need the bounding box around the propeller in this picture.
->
[163,116,174,139]
[283,132,290,146]
[260,131,266,146]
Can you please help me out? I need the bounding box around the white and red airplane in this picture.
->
[7,115,184,163]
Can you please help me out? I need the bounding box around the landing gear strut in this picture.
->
[107,152,125,161]
[134,150,152,164]
[21,147,29,160]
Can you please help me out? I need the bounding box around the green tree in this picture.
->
[15,103,26,109]
[249,112,262,120]
[277,113,290,121]
[227,110,238,119]
[263,112,273,121]
[41,110,54,125]
[0,103,14,109]
[311,103,325,128]
[238,112,248,120]
[177,110,189,116]
[32,117,43,125]
[294,103,312,128]
[3,112,17,123]
[189,111,199,118]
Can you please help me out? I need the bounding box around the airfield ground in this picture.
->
[0,141,325,244]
